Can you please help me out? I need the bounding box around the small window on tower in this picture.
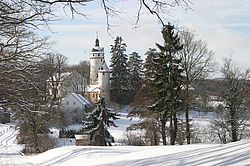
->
[101,59,102,62]
[98,54,100,56]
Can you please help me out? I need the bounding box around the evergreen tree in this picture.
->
[83,97,119,146]
[149,23,183,145]
[110,36,129,103]
[128,52,143,91]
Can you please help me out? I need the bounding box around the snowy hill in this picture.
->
[0,111,250,166]
[23,139,250,166]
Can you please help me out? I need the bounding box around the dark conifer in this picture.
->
[149,23,183,145]
[83,97,119,146]
[128,52,143,91]
[110,36,129,104]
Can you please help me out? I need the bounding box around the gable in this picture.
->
[61,93,91,108]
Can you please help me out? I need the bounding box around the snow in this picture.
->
[0,124,26,165]
[0,111,250,166]
[16,139,250,166]
[109,112,140,141]
[86,84,100,92]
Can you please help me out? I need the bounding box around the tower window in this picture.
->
[98,54,100,56]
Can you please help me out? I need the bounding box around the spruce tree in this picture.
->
[83,97,119,146]
[110,36,129,104]
[128,52,143,91]
[150,23,183,145]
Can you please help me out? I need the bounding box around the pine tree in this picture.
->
[128,52,143,91]
[110,36,129,104]
[150,23,183,145]
[83,97,119,146]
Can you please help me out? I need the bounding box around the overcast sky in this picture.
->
[40,0,250,76]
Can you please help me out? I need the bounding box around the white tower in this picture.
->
[98,62,111,104]
[90,37,105,85]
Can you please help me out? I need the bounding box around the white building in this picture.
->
[85,37,111,105]
[61,93,91,123]
[61,93,91,111]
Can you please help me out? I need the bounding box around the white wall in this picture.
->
[61,94,86,111]
[90,50,104,84]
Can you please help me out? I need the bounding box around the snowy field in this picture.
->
[0,111,250,166]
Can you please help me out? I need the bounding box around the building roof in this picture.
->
[91,46,104,52]
[71,93,91,106]
[75,134,88,140]
[99,61,110,73]
[85,85,100,93]
[62,93,91,107]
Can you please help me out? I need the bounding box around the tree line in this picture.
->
[0,0,249,152]
[95,22,250,146]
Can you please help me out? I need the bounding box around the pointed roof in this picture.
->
[99,61,110,73]
[95,38,99,47]
[91,37,104,52]
[62,93,91,107]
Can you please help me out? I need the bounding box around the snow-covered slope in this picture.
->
[1,112,250,166]
[22,139,250,166]
[0,124,24,165]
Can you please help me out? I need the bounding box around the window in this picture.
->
[66,101,69,105]
[73,102,76,105]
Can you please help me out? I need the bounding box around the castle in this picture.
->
[84,37,111,104]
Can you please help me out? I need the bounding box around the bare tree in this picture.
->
[177,29,214,144]
[40,53,68,103]
[215,58,250,142]
[0,0,192,32]
[64,61,90,94]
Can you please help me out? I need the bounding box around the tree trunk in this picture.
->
[185,88,191,144]
[169,114,174,145]
[230,109,238,142]
[173,112,178,145]
[170,112,177,145]
[185,107,191,144]
[161,119,167,145]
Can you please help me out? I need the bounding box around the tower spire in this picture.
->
[95,32,99,47]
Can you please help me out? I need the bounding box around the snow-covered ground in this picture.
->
[0,111,250,166]
[0,124,25,165]
[26,139,250,166]
[2,138,250,166]
[109,111,140,141]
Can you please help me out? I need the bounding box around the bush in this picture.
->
[122,131,146,146]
